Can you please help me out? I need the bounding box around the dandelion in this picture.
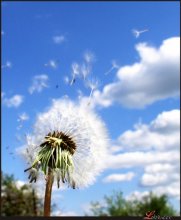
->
[81,61,93,81]
[81,51,95,80]
[132,28,149,38]
[86,78,99,105]
[104,60,119,75]
[17,112,29,122]
[70,62,80,85]
[22,98,108,216]
[44,60,58,69]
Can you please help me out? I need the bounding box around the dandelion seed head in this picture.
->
[22,98,109,188]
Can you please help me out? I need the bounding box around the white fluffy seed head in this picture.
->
[23,98,109,188]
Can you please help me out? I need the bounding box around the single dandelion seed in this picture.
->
[81,63,91,80]
[21,98,108,216]
[81,51,95,80]
[132,28,149,38]
[104,60,119,75]
[44,59,59,69]
[17,112,29,122]
[86,78,99,105]
[70,62,80,85]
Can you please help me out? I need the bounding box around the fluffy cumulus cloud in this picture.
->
[29,74,49,94]
[118,109,180,152]
[91,37,180,109]
[103,172,135,183]
[2,94,24,108]
[105,109,180,199]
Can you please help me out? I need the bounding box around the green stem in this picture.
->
[44,168,54,216]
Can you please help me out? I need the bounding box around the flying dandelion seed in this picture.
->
[81,63,92,80]
[44,59,59,69]
[17,113,29,129]
[70,62,80,85]
[81,51,95,80]
[104,60,119,75]
[21,98,108,216]
[132,28,149,38]
[86,78,99,105]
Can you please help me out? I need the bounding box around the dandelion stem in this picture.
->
[44,167,54,216]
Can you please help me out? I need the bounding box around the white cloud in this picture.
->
[126,190,150,201]
[106,109,180,199]
[144,163,175,173]
[117,109,180,152]
[109,144,123,153]
[141,171,179,187]
[107,150,179,169]
[92,37,180,109]
[15,180,27,189]
[154,181,180,199]
[52,210,78,216]
[53,35,66,44]
[103,172,135,183]
[29,74,49,94]
[3,94,24,108]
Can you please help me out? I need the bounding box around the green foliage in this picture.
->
[88,190,178,217]
[1,172,44,216]
[132,192,177,216]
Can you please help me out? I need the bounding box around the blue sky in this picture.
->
[1,1,180,216]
